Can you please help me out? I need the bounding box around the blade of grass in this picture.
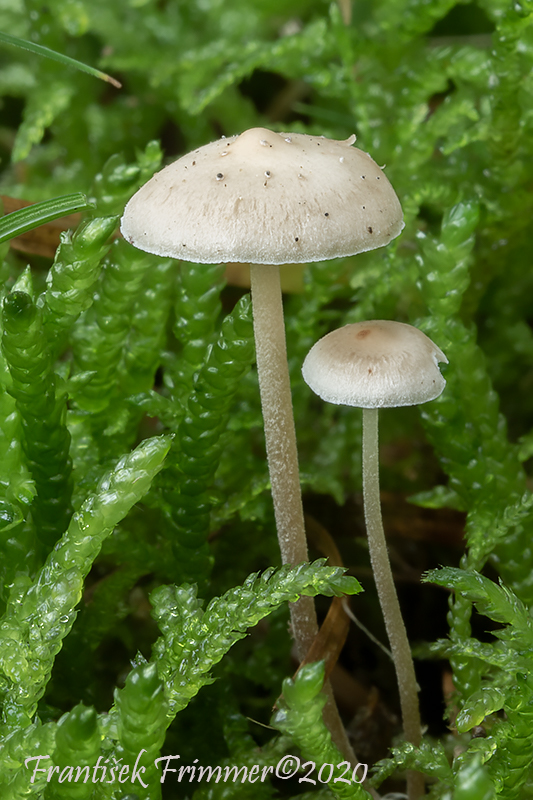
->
[0,194,95,245]
[0,31,122,89]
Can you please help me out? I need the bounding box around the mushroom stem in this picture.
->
[249,264,316,653]
[249,263,356,766]
[249,265,309,571]
[362,407,424,800]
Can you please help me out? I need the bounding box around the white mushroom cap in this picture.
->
[120,127,404,265]
[302,320,448,408]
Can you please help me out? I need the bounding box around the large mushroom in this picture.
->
[121,128,403,759]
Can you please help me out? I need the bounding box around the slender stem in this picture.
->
[249,264,357,767]
[249,265,309,569]
[362,407,424,800]
[249,264,317,659]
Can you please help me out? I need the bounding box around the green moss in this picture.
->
[1,0,533,796]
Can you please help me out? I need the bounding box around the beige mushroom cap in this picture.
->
[120,127,404,265]
[302,320,448,408]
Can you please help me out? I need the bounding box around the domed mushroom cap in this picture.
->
[120,127,404,265]
[302,320,448,408]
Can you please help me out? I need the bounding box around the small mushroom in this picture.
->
[302,320,447,408]
[302,320,448,800]
[121,130,403,747]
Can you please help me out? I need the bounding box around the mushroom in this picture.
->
[121,129,403,755]
[302,319,448,800]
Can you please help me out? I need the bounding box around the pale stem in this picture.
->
[362,407,424,800]
[249,263,357,768]
[249,266,309,565]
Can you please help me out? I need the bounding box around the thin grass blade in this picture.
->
[0,31,121,88]
[0,194,94,245]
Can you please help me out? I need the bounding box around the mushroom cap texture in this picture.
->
[120,127,404,265]
[302,320,448,408]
